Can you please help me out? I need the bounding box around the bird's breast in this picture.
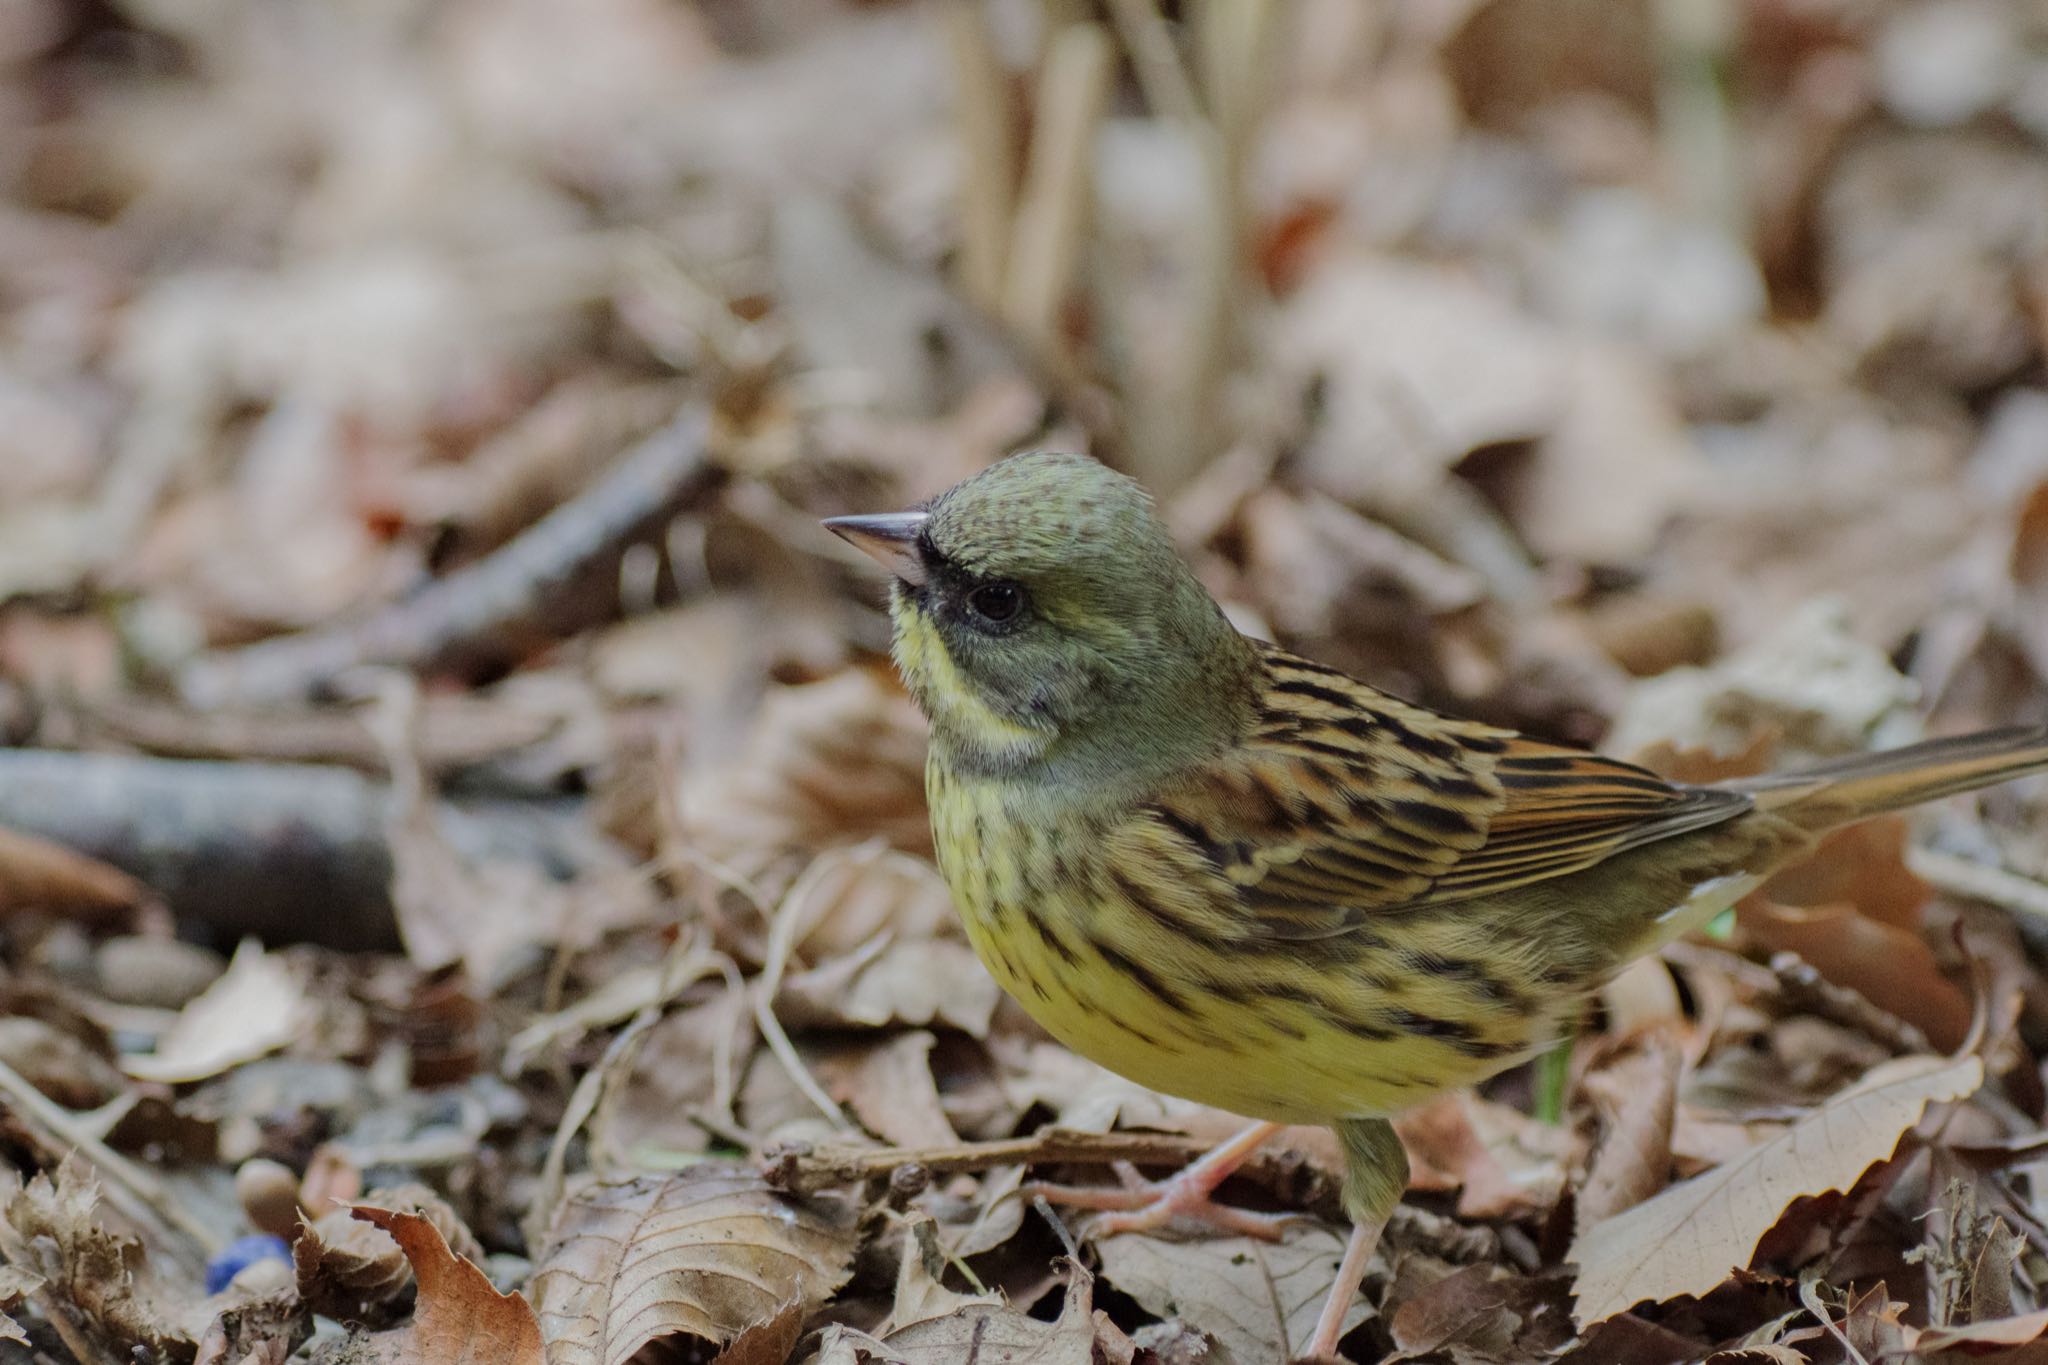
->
[923,759,1557,1124]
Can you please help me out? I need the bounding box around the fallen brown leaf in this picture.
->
[1571,1051,1984,1323]
[1736,899,1972,1053]
[295,1184,487,1328]
[529,1167,858,1365]
[1093,1224,1371,1362]
[1576,1031,1683,1228]
[340,1203,543,1365]
[0,823,150,918]
[823,1029,961,1149]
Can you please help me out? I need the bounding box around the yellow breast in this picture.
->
[925,760,1553,1124]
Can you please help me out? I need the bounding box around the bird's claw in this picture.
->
[1023,1169,1299,1242]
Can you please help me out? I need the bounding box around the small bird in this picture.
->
[825,451,2048,1361]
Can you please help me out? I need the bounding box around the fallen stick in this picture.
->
[761,1127,1498,1261]
[0,749,606,950]
[176,402,719,706]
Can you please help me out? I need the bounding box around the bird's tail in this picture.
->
[1730,725,2048,832]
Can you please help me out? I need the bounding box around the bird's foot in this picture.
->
[1028,1165,1298,1240]
[1023,1120,1296,1241]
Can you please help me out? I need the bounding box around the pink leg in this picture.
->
[1025,1120,1295,1241]
[1302,1213,1383,1362]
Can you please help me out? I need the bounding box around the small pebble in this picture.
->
[95,936,227,1009]
[235,1158,303,1240]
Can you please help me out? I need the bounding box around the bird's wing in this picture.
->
[1125,648,1750,939]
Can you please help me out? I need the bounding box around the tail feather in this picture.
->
[1728,725,2048,831]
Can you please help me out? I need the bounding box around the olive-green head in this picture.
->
[825,451,1255,782]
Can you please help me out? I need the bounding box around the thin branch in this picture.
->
[944,3,1017,312]
[176,402,719,706]
[1003,22,1113,350]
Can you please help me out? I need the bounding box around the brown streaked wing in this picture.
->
[1129,647,1752,940]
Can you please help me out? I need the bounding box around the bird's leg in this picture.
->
[1302,1117,1407,1362]
[1023,1120,1294,1240]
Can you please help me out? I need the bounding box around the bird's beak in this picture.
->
[822,511,930,586]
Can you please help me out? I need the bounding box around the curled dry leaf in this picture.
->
[529,1167,858,1365]
[0,1158,206,1358]
[295,1184,487,1327]
[1738,814,1969,1052]
[1093,1225,1372,1363]
[1571,1051,1985,1324]
[122,939,312,1084]
[339,1204,543,1365]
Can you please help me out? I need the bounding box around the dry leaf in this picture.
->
[341,1204,543,1365]
[1394,1093,1571,1220]
[679,669,930,881]
[0,1265,39,1346]
[296,1185,486,1327]
[810,1262,1096,1365]
[595,985,757,1163]
[1388,1262,1570,1359]
[122,938,311,1083]
[1737,899,1972,1052]
[1913,1308,2048,1352]
[1093,1224,1372,1362]
[1577,1032,1683,1228]
[529,1168,858,1365]
[1279,254,1565,509]
[824,1029,960,1149]
[0,1158,206,1357]
[0,824,151,918]
[882,1214,998,1334]
[1571,1052,1985,1323]
[777,937,1001,1037]
[1498,341,1704,564]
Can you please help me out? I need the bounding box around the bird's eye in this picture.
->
[966,581,1024,625]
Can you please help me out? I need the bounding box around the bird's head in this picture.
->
[825,451,1256,783]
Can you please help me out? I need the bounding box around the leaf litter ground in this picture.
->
[2,2,2048,1363]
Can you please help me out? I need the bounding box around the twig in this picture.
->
[1665,940,1934,1055]
[0,749,615,950]
[1105,0,1202,123]
[1909,847,2048,922]
[1767,953,1934,1056]
[752,848,854,1128]
[944,4,1016,313]
[1003,22,1113,350]
[42,690,563,785]
[176,402,719,706]
[763,1127,1308,1197]
[0,1058,219,1264]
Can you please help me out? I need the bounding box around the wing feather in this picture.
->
[1129,646,1750,940]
